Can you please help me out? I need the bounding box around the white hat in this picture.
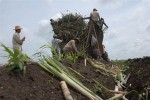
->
[13,26,22,30]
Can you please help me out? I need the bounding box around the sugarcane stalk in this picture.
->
[84,58,87,66]
[38,58,103,100]
[107,94,125,100]
[60,81,73,100]
[87,58,116,77]
[67,67,91,83]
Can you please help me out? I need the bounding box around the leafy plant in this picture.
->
[38,44,63,61]
[37,44,86,63]
[64,52,78,63]
[0,43,29,75]
[64,50,85,63]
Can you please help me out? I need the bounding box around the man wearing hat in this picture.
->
[62,38,79,55]
[12,25,25,52]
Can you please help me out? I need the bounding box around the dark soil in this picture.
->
[125,56,150,99]
[0,62,66,100]
[0,59,115,100]
[0,57,149,100]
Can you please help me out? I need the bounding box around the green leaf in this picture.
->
[0,43,14,57]
[13,48,20,58]
[18,62,23,70]
[0,42,28,75]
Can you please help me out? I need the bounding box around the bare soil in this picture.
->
[125,57,150,100]
[0,57,150,100]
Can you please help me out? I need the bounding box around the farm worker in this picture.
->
[90,8,101,28]
[62,38,79,55]
[90,34,101,59]
[51,34,62,56]
[90,8,106,56]
[101,45,110,62]
[12,26,25,52]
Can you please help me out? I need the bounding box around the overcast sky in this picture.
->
[0,0,150,64]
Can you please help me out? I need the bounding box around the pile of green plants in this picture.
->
[50,13,88,46]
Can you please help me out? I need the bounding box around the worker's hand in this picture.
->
[106,25,108,28]
[22,37,25,41]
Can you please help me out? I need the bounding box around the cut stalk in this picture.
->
[38,57,103,100]
[107,94,125,100]
[84,59,87,66]
[60,81,73,100]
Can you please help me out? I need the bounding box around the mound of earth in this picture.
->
[0,62,66,100]
[125,56,150,99]
[0,58,115,100]
[1,56,149,100]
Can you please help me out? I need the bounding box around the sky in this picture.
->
[0,0,150,64]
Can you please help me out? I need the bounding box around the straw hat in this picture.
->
[13,26,22,30]
[93,8,97,11]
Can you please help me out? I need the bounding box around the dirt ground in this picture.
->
[0,58,115,100]
[0,57,150,100]
[125,57,150,100]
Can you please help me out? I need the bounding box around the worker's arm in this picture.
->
[101,18,108,28]
[56,39,62,43]
[71,40,78,53]
[103,22,108,28]
[82,17,91,20]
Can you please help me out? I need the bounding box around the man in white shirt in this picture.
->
[12,26,25,52]
[51,34,62,56]
[90,8,104,57]
[90,8,101,27]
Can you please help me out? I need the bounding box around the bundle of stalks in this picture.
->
[50,13,88,48]
[38,56,103,100]
[87,58,117,77]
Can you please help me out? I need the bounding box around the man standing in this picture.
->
[51,34,62,56]
[90,8,104,57]
[90,8,101,28]
[62,38,79,55]
[12,26,25,52]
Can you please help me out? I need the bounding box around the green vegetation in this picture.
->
[51,13,87,43]
[0,43,29,75]
[39,44,64,61]
[38,56,103,100]
[37,44,85,63]
[64,50,85,63]
[111,60,129,71]
[51,13,88,54]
